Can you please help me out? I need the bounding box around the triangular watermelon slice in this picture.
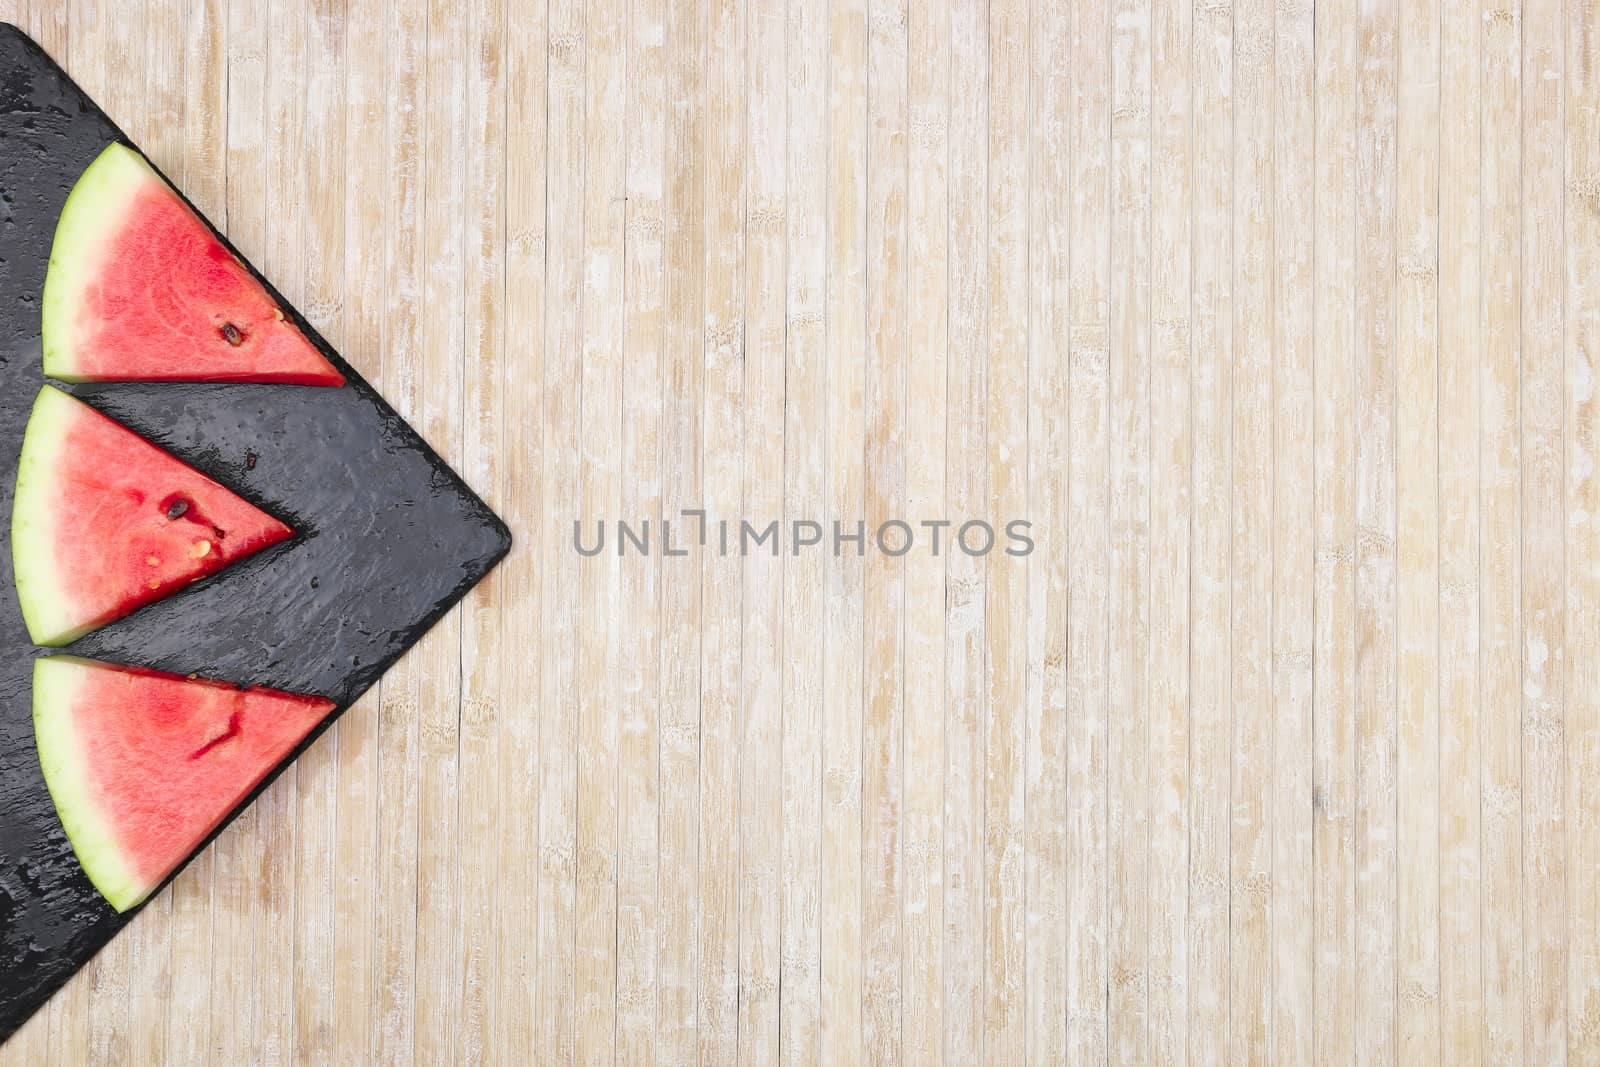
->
[11,385,294,645]
[40,142,345,386]
[32,655,334,911]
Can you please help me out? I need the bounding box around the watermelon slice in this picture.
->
[11,385,294,646]
[32,655,335,911]
[40,142,345,386]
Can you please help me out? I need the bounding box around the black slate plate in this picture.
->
[0,23,510,1043]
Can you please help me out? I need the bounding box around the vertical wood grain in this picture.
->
[903,0,949,1061]
[456,0,507,1060]
[1107,0,1151,1058]
[1147,0,1193,1059]
[983,0,1027,1061]
[697,0,745,1059]
[1066,0,1111,1058]
[617,0,664,1059]
[738,0,786,1062]
[1396,0,1442,1060]
[373,0,426,1059]
[1313,0,1360,1061]
[943,0,986,1060]
[1566,0,1600,1059]
[1481,0,1527,1058]
[780,2,827,1063]
[1353,0,1400,1056]
[537,0,584,1056]
[657,0,705,1058]
[1188,0,1232,1058]
[1520,0,1569,1059]
[822,0,866,1059]
[1437,1,1485,1062]
[414,0,468,1057]
[1272,0,1317,1063]
[1230,0,1274,1056]
[1024,0,1068,1059]
[496,0,548,1062]
[862,0,906,1057]
[575,0,627,1055]
[1273,0,1312,1062]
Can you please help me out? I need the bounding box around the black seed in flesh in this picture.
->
[221,322,244,346]
[166,499,190,520]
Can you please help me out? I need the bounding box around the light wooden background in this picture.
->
[1,0,1597,1063]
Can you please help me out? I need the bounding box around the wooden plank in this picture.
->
[1353,0,1400,1057]
[536,0,584,1057]
[943,0,987,1059]
[1107,0,1151,1056]
[1024,0,1068,1058]
[1067,0,1112,1055]
[292,0,344,1061]
[413,0,468,1057]
[737,0,786,1062]
[1520,0,1569,1058]
[1395,0,1441,1058]
[1313,0,1360,1061]
[332,0,386,1059]
[1437,1,1484,1061]
[822,0,866,1058]
[456,0,507,1058]
[1188,0,1232,1058]
[1480,0,1527,1058]
[1272,0,1317,1061]
[862,0,906,1060]
[697,0,745,1060]
[496,0,549,1062]
[1566,0,1600,1058]
[1229,0,1273,1058]
[904,0,950,1061]
[372,0,427,1060]
[573,0,627,1056]
[983,0,1026,1059]
[1147,0,1192,1059]
[657,0,706,1057]
[616,0,665,1059]
[780,0,827,1061]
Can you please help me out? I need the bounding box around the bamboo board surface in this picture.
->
[2,0,1599,1063]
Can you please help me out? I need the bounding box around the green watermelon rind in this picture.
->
[33,656,147,912]
[40,142,151,383]
[11,385,88,647]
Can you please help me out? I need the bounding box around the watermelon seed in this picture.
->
[166,498,190,520]
[220,322,245,346]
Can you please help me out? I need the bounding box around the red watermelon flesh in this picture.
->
[11,385,294,645]
[33,655,335,911]
[41,143,345,386]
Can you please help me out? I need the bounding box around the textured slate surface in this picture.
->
[0,22,509,1044]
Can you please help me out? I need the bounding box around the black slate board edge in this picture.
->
[0,20,512,1045]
